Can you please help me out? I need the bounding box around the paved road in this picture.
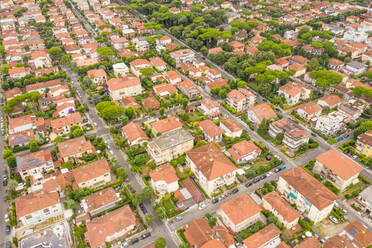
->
[0,126,9,247]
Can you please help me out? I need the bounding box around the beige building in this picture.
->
[57,136,96,162]
[186,143,238,195]
[277,167,338,223]
[106,76,143,100]
[314,149,363,191]
[146,128,194,164]
[71,159,111,189]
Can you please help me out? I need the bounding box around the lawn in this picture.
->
[160,196,184,218]
[245,158,280,179]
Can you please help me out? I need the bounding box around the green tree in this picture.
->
[54,136,65,143]
[145,213,154,225]
[141,186,154,200]
[117,167,128,180]
[257,119,269,137]
[6,156,16,169]
[140,67,155,77]
[154,205,166,219]
[97,47,115,60]
[155,237,166,248]
[48,47,63,61]
[2,149,13,159]
[66,199,77,209]
[131,193,142,206]
[29,139,40,152]
[7,179,18,191]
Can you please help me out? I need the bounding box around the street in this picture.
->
[0,130,9,247]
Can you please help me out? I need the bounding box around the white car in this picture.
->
[329,216,338,224]
[4,213,9,222]
[93,122,97,127]
[121,242,129,248]
[198,203,206,210]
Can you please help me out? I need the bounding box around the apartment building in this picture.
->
[226,88,256,112]
[9,115,33,134]
[226,140,261,164]
[170,48,195,65]
[150,116,183,135]
[121,121,149,146]
[16,150,54,180]
[315,111,346,136]
[150,163,179,195]
[81,187,120,216]
[71,159,111,189]
[177,80,200,100]
[248,104,277,125]
[243,224,281,248]
[146,128,194,164]
[277,167,338,223]
[198,119,223,142]
[199,98,221,119]
[278,82,311,106]
[220,117,242,138]
[57,136,96,162]
[186,143,238,195]
[296,102,322,121]
[314,149,363,191]
[356,130,372,158]
[106,76,143,100]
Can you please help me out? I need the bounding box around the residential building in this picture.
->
[278,82,311,105]
[9,129,34,148]
[141,96,160,111]
[170,48,195,65]
[262,191,300,229]
[71,159,111,189]
[315,111,346,136]
[338,104,362,123]
[186,143,238,195]
[295,237,321,248]
[87,69,107,84]
[106,76,143,100]
[226,140,261,163]
[50,112,83,136]
[269,119,309,154]
[57,136,96,162]
[226,88,256,112]
[177,80,200,100]
[16,150,54,180]
[243,224,281,248]
[85,205,138,248]
[153,83,178,98]
[356,130,372,158]
[288,63,306,77]
[149,57,167,71]
[150,163,179,195]
[147,128,194,164]
[9,115,33,134]
[81,187,120,216]
[358,185,372,217]
[199,98,221,119]
[344,61,367,75]
[296,102,322,121]
[217,193,262,233]
[220,118,242,138]
[198,119,223,142]
[150,116,183,135]
[317,94,343,109]
[184,218,214,247]
[247,104,277,125]
[314,149,363,191]
[338,221,372,248]
[112,62,129,77]
[121,122,149,146]
[277,167,338,223]
[15,191,63,226]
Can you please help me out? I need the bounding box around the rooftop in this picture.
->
[148,128,194,151]
[243,224,281,248]
[263,191,300,223]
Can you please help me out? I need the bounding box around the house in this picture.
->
[345,61,367,75]
[337,221,372,248]
[226,140,261,164]
[278,82,311,105]
[184,218,214,247]
[122,96,141,110]
[111,37,129,49]
[217,193,261,233]
[58,136,96,162]
[8,66,31,79]
[295,237,321,248]
[288,63,306,77]
[71,159,111,189]
[247,104,277,125]
[229,41,245,53]
[186,143,238,195]
[153,83,177,98]
[356,130,372,158]
[165,70,182,85]
[242,224,281,248]
[85,205,138,248]
[199,98,221,119]
[25,79,62,94]
[147,128,194,164]
[314,149,363,191]
[141,96,160,111]
[150,116,183,135]
[106,76,143,100]
[262,191,300,229]
[277,167,338,223]
[53,102,76,118]
[107,62,127,77]
[30,50,52,68]
[129,59,152,77]
[81,187,120,216]
[9,115,33,134]
[315,111,346,136]
[4,88,21,101]
[121,122,148,146]
[16,150,54,180]
[226,88,256,112]
[50,112,83,136]
[220,118,242,138]
[339,104,362,123]
[87,69,107,84]
[9,129,34,148]
[149,57,167,71]
[328,58,344,70]
[317,94,343,109]
[199,119,223,142]
[15,191,63,226]
[178,80,200,100]
[170,49,195,65]
[150,163,179,195]
[269,119,309,154]
[358,186,372,217]
[296,102,322,121]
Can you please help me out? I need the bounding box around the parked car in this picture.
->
[5,225,10,234]
[274,168,281,173]
[260,174,267,180]
[212,198,219,204]
[129,238,139,245]
[175,216,183,222]
[198,203,206,210]
[311,133,317,137]
[139,203,147,214]
[265,155,272,161]
[141,232,151,240]
[253,178,260,183]
[245,182,252,188]
[329,216,338,224]
[231,188,239,194]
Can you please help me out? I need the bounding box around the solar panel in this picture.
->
[350,228,357,235]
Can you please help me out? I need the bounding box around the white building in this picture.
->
[149,163,179,195]
[315,111,346,136]
[112,62,129,77]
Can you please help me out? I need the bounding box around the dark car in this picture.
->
[141,232,151,240]
[232,188,239,194]
[265,155,272,161]
[139,203,147,214]
[5,225,10,234]
[3,179,7,187]
[245,182,252,188]
[260,174,267,180]
[129,238,139,245]
[253,178,260,183]
[212,198,219,204]
[311,133,317,137]
[274,168,281,173]
[343,150,349,154]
